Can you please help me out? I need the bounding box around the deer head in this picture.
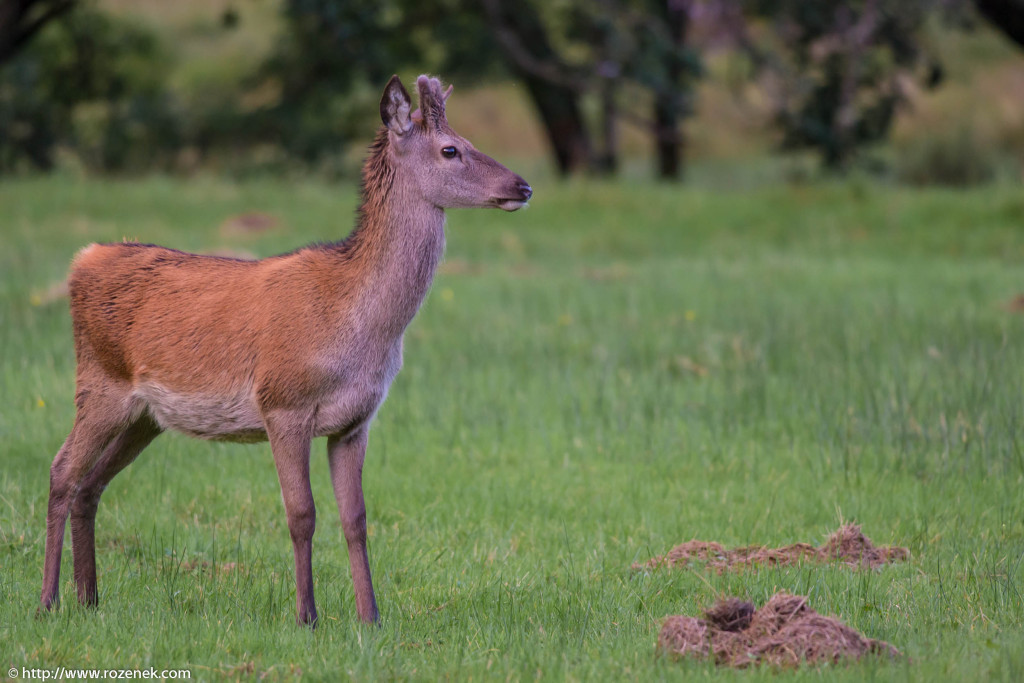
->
[380,75,532,212]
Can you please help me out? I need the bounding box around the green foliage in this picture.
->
[0,7,179,174]
[751,0,942,169]
[565,0,701,103]
[247,0,506,167]
[2,175,1024,679]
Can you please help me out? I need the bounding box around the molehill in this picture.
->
[658,592,901,668]
[634,523,909,572]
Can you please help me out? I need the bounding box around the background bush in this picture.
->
[895,126,1000,187]
[0,7,180,174]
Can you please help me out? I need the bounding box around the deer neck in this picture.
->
[342,131,446,338]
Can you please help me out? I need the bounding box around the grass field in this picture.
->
[2,171,1024,680]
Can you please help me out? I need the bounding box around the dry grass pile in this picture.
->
[634,524,909,572]
[658,593,901,668]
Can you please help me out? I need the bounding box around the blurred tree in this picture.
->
[249,0,416,165]
[263,0,702,178]
[480,0,594,175]
[481,0,701,179]
[246,0,508,169]
[743,0,942,169]
[637,0,699,179]
[255,0,596,175]
[0,6,178,173]
[0,0,77,66]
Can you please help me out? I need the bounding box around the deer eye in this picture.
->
[441,146,458,159]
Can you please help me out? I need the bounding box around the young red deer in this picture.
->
[40,75,531,625]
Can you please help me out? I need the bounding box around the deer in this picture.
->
[39,74,532,626]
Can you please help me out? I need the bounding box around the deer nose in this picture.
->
[518,182,533,200]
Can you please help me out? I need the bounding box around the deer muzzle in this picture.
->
[496,180,533,212]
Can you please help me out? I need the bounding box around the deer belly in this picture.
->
[134,383,266,442]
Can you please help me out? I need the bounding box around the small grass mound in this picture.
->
[634,524,909,572]
[658,593,901,668]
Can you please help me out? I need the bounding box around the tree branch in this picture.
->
[973,0,1024,49]
[479,0,590,93]
[0,0,77,65]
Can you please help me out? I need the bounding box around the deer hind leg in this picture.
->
[265,410,318,626]
[69,414,161,606]
[41,385,137,611]
[327,429,379,624]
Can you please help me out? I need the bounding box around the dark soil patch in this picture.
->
[634,524,909,572]
[1003,294,1024,313]
[658,592,901,668]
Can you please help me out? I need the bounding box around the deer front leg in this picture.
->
[327,429,379,624]
[265,411,318,626]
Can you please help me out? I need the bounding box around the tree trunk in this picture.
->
[654,95,681,179]
[652,0,690,180]
[520,78,592,176]
[595,64,618,175]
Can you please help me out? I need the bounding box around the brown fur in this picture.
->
[40,75,531,626]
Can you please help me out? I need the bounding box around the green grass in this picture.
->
[2,173,1024,680]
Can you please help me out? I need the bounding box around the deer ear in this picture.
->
[380,75,413,135]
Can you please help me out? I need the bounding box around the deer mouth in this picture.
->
[496,198,529,211]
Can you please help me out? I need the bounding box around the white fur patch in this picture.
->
[134,383,266,442]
